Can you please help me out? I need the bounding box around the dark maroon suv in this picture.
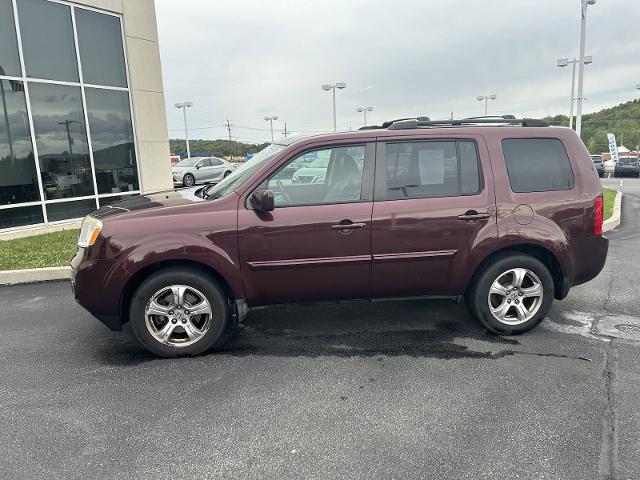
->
[72,116,608,357]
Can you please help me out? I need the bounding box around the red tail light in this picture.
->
[594,195,603,235]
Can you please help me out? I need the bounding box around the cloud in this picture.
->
[156,0,640,142]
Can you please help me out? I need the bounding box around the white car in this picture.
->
[172,157,237,187]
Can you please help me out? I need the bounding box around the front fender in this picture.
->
[112,232,245,300]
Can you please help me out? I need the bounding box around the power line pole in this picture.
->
[226,119,232,159]
[283,122,288,138]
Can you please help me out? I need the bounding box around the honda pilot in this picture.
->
[71,116,608,357]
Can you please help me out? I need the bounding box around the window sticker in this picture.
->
[418,149,445,185]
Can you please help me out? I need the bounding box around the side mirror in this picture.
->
[250,188,274,212]
[196,165,201,169]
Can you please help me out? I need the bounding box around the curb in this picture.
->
[0,266,72,286]
[603,190,622,232]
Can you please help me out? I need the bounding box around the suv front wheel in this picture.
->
[129,268,230,357]
[466,254,554,334]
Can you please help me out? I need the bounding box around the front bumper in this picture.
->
[614,167,639,176]
[71,248,127,331]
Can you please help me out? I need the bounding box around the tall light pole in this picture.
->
[175,101,193,158]
[321,82,346,131]
[557,56,593,130]
[476,94,497,116]
[357,106,373,127]
[575,0,596,138]
[264,115,278,142]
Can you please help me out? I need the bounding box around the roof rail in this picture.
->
[386,116,548,130]
[359,116,431,130]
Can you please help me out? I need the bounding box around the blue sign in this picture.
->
[247,152,254,160]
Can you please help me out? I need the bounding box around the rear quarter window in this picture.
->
[501,138,574,193]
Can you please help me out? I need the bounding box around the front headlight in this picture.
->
[78,216,103,247]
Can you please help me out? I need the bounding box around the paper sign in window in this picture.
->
[418,149,445,185]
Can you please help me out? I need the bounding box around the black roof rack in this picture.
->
[359,116,431,130]
[360,115,547,131]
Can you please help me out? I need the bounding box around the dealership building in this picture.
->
[0,0,172,233]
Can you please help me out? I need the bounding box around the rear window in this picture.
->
[502,138,574,193]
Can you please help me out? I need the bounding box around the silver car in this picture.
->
[172,157,237,187]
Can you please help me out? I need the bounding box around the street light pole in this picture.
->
[357,106,373,127]
[175,101,193,158]
[264,115,278,142]
[575,0,596,138]
[557,56,592,130]
[476,94,497,115]
[321,82,346,131]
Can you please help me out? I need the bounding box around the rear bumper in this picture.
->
[569,235,609,288]
[71,248,126,331]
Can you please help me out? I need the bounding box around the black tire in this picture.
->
[183,173,195,187]
[129,267,231,357]
[223,170,232,178]
[466,253,554,335]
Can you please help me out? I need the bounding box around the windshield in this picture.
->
[591,156,602,163]
[619,157,638,164]
[205,144,286,200]
[174,158,200,167]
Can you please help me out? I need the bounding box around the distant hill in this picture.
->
[545,99,640,154]
[170,138,269,158]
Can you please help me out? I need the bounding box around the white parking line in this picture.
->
[620,179,624,187]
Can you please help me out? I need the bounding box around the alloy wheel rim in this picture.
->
[184,175,194,186]
[487,268,543,325]
[145,285,212,347]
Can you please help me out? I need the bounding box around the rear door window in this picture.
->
[502,138,574,193]
[380,140,482,200]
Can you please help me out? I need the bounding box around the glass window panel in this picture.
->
[85,88,139,194]
[46,198,95,222]
[0,0,21,77]
[29,82,94,200]
[0,205,43,229]
[268,146,365,206]
[383,141,481,200]
[17,0,79,82]
[502,138,574,193]
[0,79,40,205]
[75,8,127,87]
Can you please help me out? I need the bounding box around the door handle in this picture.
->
[457,211,491,222]
[331,221,367,231]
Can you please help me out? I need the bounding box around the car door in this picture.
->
[198,158,215,181]
[209,158,225,181]
[371,135,497,298]
[237,142,375,306]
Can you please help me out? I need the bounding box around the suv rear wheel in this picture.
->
[129,268,230,357]
[466,253,554,334]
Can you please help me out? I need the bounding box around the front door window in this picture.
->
[267,145,366,206]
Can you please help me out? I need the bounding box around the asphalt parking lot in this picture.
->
[1,178,639,479]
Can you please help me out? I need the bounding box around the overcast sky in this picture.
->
[155,0,640,143]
